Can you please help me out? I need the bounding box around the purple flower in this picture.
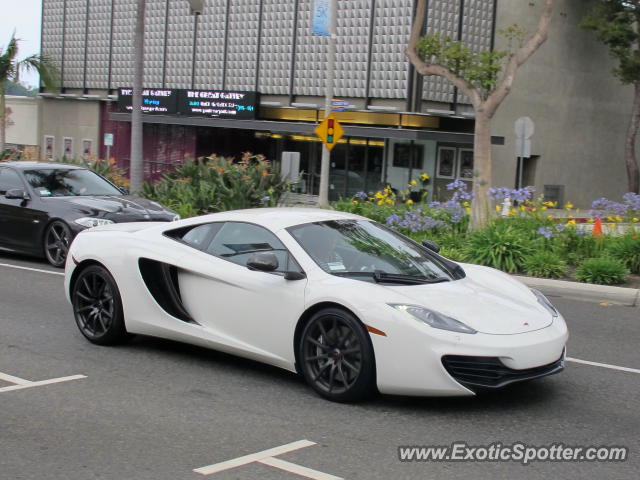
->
[537,226,554,239]
[488,186,535,202]
[575,229,589,236]
[623,192,640,211]
[555,224,566,232]
[355,191,368,200]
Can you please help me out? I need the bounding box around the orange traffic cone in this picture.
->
[593,218,603,237]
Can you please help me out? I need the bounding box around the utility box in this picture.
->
[281,151,301,182]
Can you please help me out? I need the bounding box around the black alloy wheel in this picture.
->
[72,265,127,345]
[299,308,376,402]
[44,221,72,268]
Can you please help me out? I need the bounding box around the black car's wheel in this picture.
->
[299,308,376,402]
[71,265,127,345]
[44,221,72,268]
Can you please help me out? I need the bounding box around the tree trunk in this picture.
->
[470,112,493,230]
[130,0,146,193]
[0,85,6,155]
[624,82,640,194]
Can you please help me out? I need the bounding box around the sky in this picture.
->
[1,0,42,87]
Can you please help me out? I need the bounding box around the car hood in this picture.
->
[382,264,554,335]
[46,195,175,219]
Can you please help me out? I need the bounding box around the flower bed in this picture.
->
[334,181,640,286]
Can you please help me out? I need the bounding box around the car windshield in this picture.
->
[23,168,122,197]
[288,219,452,282]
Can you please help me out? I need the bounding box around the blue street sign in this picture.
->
[312,0,330,36]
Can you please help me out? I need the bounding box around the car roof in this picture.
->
[175,208,368,231]
[0,161,85,170]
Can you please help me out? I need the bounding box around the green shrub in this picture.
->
[607,234,640,274]
[439,246,466,262]
[559,229,605,265]
[575,257,628,285]
[523,251,566,278]
[462,224,534,273]
[143,154,289,217]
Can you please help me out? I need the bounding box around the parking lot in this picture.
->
[1,253,638,479]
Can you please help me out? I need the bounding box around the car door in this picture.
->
[0,167,45,253]
[176,221,308,368]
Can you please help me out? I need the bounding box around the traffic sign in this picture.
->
[515,116,535,140]
[103,133,114,146]
[314,114,343,150]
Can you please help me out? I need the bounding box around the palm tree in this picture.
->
[0,34,58,153]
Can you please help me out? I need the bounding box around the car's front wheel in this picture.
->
[44,220,72,268]
[299,308,376,402]
[71,265,127,345]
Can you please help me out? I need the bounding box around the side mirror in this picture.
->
[247,252,279,272]
[119,187,129,195]
[5,189,29,200]
[284,271,306,281]
[421,239,440,253]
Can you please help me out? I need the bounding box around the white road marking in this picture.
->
[0,262,64,276]
[567,357,640,374]
[0,372,86,393]
[194,440,343,479]
[259,457,344,480]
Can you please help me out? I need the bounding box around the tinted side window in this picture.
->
[207,222,299,272]
[165,223,223,250]
[0,168,25,194]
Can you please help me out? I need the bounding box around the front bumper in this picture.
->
[369,310,569,397]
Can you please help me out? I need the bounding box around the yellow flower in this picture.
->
[547,215,554,220]
[564,202,574,210]
[384,187,391,195]
[377,200,384,206]
[352,200,358,205]
[615,216,623,222]
[633,218,639,223]
[541,206,548,211]
[406,199,414,205]
[566,219,576,226]
[588,218,594,223]
[420,173,430,181]
[465,207,471,214]
[509,208,517,216]
[385,198,394,205]
[410,179,417,186]
[374,192,384,199]
[607,216,615,222]
[520,205,526,211]
[495,205,501,212]
[462,201,470,207]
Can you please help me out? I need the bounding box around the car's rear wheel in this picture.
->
[44,221,72,268]
[299,308,376,402]
[72,265,127,345]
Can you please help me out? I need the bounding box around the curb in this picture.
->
[513,276,640,307]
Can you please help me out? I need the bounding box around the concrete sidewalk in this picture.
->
[515,275,640,307]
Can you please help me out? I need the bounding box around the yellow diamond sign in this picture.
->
[314,114,344,151]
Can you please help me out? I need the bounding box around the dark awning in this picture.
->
[108,112,505,145]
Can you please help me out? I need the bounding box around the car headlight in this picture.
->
[389,304,477,334]
[172,214,181,221]
[74,217,115,228]
[531,289,559,318]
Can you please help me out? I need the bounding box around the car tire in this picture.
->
[44,220,72,268]
[298,307,376,402]
[71,265,128,345]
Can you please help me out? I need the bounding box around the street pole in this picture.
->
[130,0,146,193]
[317,0,337,207]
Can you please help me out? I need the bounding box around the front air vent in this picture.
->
[138,258,197,324]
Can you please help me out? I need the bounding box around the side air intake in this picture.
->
[138,258,197,324]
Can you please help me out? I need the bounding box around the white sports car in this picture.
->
[64,208,568,402]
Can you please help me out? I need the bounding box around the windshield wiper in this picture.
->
[372,271,450,285]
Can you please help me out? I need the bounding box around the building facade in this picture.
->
[38,0,630,206]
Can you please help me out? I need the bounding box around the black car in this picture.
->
[0,161,178,267]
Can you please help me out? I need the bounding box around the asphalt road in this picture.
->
[1,253,638,480]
